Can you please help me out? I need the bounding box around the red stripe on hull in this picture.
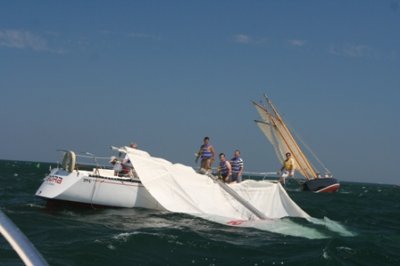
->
[315,183,340,193]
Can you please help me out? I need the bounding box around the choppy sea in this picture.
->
[1,160,399,266]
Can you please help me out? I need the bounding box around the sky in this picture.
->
[1,1,399,185]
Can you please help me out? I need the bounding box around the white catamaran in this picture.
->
[253,95,340,193]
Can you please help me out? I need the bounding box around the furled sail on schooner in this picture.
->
[253,95,340,193]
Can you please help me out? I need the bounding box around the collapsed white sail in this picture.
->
[124,147,309,221]
[253,96,318,180]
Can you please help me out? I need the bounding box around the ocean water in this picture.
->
[0,160,399,266]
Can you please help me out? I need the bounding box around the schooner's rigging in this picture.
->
[253,94,340,192]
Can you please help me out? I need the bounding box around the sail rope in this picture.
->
[284,121,331,175]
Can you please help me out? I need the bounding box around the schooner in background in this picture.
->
[253,95,340,193]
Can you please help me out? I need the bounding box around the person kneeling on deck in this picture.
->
[279,152,295,186]
[110,156,131,177]
[217,153,232,183]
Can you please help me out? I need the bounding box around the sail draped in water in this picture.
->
[124,147,309,220]
[253,96,319,180]
[123,147,341,239]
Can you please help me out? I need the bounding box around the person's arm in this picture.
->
[195,145,203,163]
[210,145,215,159]
[239,160,244,176]
[225,161,232,181]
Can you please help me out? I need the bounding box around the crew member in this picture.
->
[195,136,215,173]
[218,153,232,182]
[110,156,131,177]
[279,152,295,186]
[230,150,244,183]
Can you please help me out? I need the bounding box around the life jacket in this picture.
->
[200,144,212,159]
[219,160,228,175]
[230,156,243,174]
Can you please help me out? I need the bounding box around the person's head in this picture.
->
[285,152,291,158]
[219,153,226,160]
[129,143,137,149]
[234,150,241,157]
[109,156,118,164]
[203,136,210,144]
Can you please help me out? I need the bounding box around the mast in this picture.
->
[263,95,318,179]
[207,173,267,220]
[253,101,312,179]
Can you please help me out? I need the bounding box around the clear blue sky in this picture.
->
[1,1,399,184]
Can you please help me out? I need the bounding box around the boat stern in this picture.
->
[35,168,80,199]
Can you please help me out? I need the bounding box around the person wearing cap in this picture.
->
[279,152,295,186]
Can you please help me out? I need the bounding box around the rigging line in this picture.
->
[286,123,331,173]
[277,119,319,173]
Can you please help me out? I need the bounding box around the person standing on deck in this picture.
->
[230,150,244,183]
[195,136,215,173]
[110,156,123,176]
[279,152,295,186]
[218,153,232,182]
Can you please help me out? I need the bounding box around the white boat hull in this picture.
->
[35,168,164,210]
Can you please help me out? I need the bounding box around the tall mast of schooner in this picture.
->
[253,95,318,180]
